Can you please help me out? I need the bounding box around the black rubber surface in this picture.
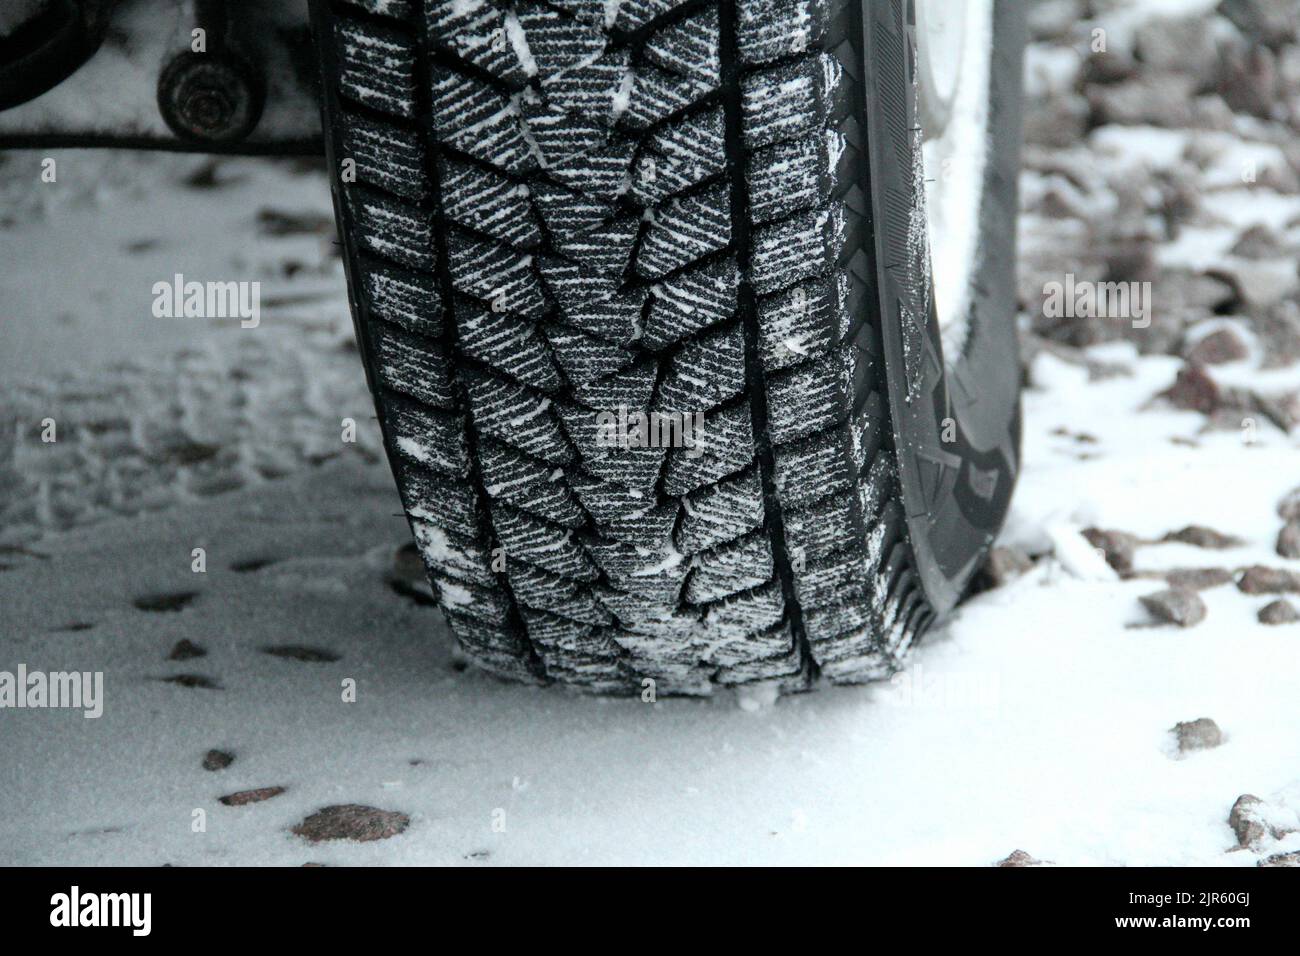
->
[309,0,1023,694]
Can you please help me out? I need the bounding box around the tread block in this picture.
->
[623,63,713,130]
[515,3,607,79]
[676,466,764,554]
[427,0,533,85]
[552,217,640,278]
[544,137,638,202]
[802,594,872,644]
[529,180,613,240]
[540,48,631,118]
[457,302,563,393]
[362,264,443,338]
[430,69,537,173]
[444,611,527,654]
[412,519,495,588]
[757,274,847,372]
[783,493,856,565]
[772,420,853,508]
[398,461,483,537]
[737,0,833,66]
[655,323,746,416]
[595,587,697,629]
[751,205,844,296]
[765,346,854,445]
[613,0,696,33]
[478,437,586,527]
[520,610,622,666]
[446,231,548,317]
[517,94,612,167]
[684,530,774,604]
[572,356,659,411]
[512,569,614,625]
[715,642,804,687]
[636,183,732,279]
[434,573,515,624]
[373,322,457,408]
[857,453,896,525]
[630,108,727,207]
[701,582,787,659]
[598,499,679,549]
[664,403,755,497]
[561,289,647,346]
[555,401,667,490]
[335,19,418,117]
[643,7,720,86]
[543,325,635,386]
[387,399,470,476]
[567,470,658,525]
[585,536,689,600]
[536,257,622,312]
[643,258,738,350]
[440,158,542,248]
[793,546,874,608]
[491,503,599,580]
[351,189,435,270]
[740,55,841,151]
[463,371,573,464]
[342,113,427,201]
[747,135,832,226]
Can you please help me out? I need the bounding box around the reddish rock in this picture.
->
[1276,521,1300,558]
[996,849,1043,867]
[219,786,286,807]
[1161,525,1243,549]
[292,804,410,843]
[1238,565,1300,594]
[1258,599,1300,625]
[1159,364,1220,414]
[1184,328,1249,366]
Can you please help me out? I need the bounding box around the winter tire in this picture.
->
[309,0,1024,694]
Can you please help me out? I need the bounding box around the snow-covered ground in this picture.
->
[2,0,1300,866]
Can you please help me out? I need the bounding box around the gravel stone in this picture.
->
[1229,794,1267,847]
[1258,598,1300,624]
[1161,525,1243,549]
[1278,484,1300,520]
[1164,567,1234,590]
[1159,364,1221,414]
[219,786,286,806]
[1082,527,1139,573]
[1276,520,1300,558]
[995,849,1043,867]
[1140,588,1208,627]
[1184,328,1249,365]
[202,749,234,772]
[291,804,410,843]
[1171,717,1224,753]
[1237,565,1300,594]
